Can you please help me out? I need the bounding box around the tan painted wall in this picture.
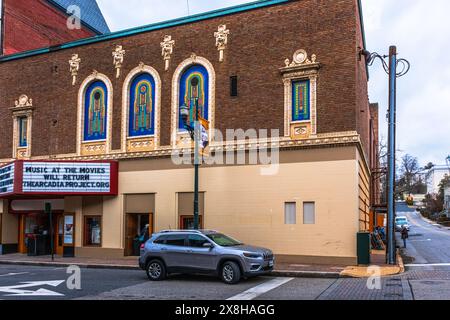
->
[64,196,82,247]
[0,146,364,262]
[115,156,360,260]
[358,152,371,232]
[102,195,123,249]
[1,200,18,244]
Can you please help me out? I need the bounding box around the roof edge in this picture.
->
[357,0,369,78]
[0,0,289,63]
[46,0,108,35]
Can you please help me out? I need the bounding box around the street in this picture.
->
[0,202,448,301]
[396,202,450,300]
[0,263,413,300]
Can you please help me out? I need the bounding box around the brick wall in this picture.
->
[3,0,95,55]
[354,0,371,160]
[0,0,369,158]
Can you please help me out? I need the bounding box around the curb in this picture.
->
[271,270,341,279]
[397,249,405,274]
[0,260,342,279]
[0,260,139,270]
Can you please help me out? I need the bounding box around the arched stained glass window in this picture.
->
[129,73,156,137]
[84,81,108,141]
[178,64,209,130]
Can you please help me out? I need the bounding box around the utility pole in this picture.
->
[387,46,397,265]
[362,45,410,265]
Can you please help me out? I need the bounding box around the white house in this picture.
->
[425,165,450,195]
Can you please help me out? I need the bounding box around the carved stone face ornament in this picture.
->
[69,54,81,86]
[15,95,33,108]
[214,25,230,62]
[113,45,126,78]
[284,49,319,68]
[161,35,175,71]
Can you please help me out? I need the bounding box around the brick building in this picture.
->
[0,0,379,264]
[0,0,109,55]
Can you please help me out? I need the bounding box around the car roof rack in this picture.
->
[158,229,219,234]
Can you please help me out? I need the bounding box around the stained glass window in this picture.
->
[18,117,28,147]
[292,80,310,122]
[84,81,108,141]
[129,73,155,137]
[178,64,209,130]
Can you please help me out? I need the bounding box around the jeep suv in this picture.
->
[138,230,274,284]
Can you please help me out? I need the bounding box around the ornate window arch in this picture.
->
[77,71,113,156]
[122,63,161,152]
[171,54,216,147]
[280,49,319,140]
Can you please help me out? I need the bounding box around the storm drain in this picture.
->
[386,283,402,287]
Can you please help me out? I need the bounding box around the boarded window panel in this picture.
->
[82,196,103,215]
[125,194,155,214]
[178,192,204,216]
[303,202,315,224]
[284,202,296,225]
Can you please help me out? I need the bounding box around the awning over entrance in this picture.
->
[0,160,118,198]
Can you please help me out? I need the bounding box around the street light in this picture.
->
[180,77,201,230]
[446,155,450,175]
[361,46,410,265]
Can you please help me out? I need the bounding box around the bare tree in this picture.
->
[396,154,423,196]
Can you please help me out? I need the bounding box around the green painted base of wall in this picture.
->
[0,244,19,255]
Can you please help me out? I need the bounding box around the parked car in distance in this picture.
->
[139,229,274,284]
[395,216,410,232]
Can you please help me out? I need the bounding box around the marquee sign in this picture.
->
[0,160,118,197]
[0,163,15,196]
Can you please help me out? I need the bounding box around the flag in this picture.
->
[198,116,209,149]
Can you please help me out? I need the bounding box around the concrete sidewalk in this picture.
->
[0,252,404,279]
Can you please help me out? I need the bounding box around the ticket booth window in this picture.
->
[84,216,102,246]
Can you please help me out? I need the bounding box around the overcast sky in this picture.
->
[96,0,450,166]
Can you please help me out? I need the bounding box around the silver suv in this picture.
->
[138,230,274,284]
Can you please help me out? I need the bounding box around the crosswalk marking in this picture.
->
[227,277,294,301]
[0,272,29,278]
[406,263,450,267]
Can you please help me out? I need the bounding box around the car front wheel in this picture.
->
[221,261,241,285]
[146,259,166,281]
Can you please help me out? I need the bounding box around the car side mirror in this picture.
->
[203,242,214,249]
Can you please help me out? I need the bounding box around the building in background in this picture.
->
[444,184,450,215]
[0,0,378,265]
[0,0,109,56]
[425,165,450,195]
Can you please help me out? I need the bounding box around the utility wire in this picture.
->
[186,0,191,16]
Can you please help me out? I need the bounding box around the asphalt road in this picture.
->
[397,202,450,300]
[0,264,337,300]
[397,202,450,267]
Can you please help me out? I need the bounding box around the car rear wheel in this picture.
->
[221,261,241,285]
[146,259,166,281]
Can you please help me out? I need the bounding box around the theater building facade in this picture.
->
[0,0,378,264]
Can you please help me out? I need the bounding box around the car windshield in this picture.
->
[396,219,407,224]
[206,233,243,247]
